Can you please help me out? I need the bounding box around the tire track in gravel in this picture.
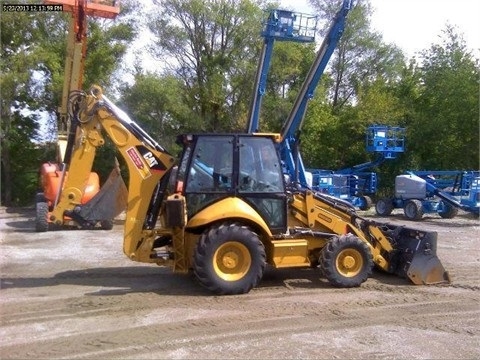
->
[2,279,478,359]
[1,208,479,359]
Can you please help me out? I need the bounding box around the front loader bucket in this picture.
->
[379,224,450,285]
[407,251,451,285]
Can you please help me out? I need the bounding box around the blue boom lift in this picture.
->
[246,0,353,193]
[277,0,353,192]
[376,170,480,220]
[248,1,403,210]
[307,125,406,210]
[247,8,318,133]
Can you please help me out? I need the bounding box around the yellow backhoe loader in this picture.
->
[49,85,450,295]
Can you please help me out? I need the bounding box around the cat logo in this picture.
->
[143,151,159,168]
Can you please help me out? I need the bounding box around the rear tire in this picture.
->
[35,201,49,232]
[35,192,46,204]
[193,222,266,295]
[100,219,114,230]
[375,198,394,216]
[438,202,458,219]
[404,199,424,220]
[320,234,373,288]
[359,195,372,211]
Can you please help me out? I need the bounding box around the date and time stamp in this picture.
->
[2,3,64,12]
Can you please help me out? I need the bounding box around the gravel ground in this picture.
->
[0,206,479,359]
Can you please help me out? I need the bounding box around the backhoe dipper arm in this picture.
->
[50,86,176,260]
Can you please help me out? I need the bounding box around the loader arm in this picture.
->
[50,86,176,261]
[289,189,450,284]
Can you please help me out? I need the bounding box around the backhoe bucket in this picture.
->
[78,165,128,222]
[379,224,450,285]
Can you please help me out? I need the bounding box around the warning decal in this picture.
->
[126,147,151,179]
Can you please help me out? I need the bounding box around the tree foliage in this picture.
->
[120,72,194,153]
[1,9,56,205]
[260,41,318,133]
[309,0,405,111]
[147,0,265,132]
[406,25,479,171]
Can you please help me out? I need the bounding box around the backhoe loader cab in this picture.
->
[175,133,287,234]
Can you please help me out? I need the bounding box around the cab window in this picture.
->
[185,136,234,192]
[238,137,284,193]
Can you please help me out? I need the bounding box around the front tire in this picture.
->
[404,199,424,220]
[320,234,373,288]
[375,198,394,216]
[193,222,266,295]
[35,201,49,232]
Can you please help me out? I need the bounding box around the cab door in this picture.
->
[238,136,287,234]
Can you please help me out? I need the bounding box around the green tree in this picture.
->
[1,9,55,205]
[310,0,405,110]
[148,0,264,132]
[120,72,194,152]
[260,41,317,133]
[406,25,480,170]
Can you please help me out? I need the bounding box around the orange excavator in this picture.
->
[35,1,122,232]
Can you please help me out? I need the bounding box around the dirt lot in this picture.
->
[0,206,479,359]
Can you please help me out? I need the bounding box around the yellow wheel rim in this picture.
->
[213,241,251,281]
[335,248,363,277]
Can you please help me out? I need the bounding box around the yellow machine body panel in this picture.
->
[187,197,272,237]
[269,239,310,268]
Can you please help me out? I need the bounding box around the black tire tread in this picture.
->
[359,196,372,211]
[193,222,266,295]
[375,198,394,216]
[320,234,373,288]
[438,202,458,219]
[35,201,49,232]
[404,199,424,220]
[100,219,114,230]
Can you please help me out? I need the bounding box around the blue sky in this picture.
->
[280,0,480,58]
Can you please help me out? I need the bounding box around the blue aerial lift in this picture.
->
[248,1,405,210]
[278,0,354,189]
[307,125,406,209]
[375,170,480,220]
[247,8,318,133]
[247,0,353,188]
